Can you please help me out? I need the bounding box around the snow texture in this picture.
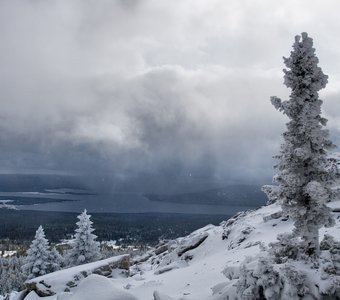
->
[67,274,137,300]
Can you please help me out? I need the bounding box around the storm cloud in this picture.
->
[1,0,340,183]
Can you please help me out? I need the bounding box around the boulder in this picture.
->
[154,244,169,255]
[177,232,208,257]
[263,211,283,222]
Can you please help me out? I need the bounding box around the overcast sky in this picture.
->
[1,0,340,184]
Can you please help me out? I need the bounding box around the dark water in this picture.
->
[0,191,254,215]
[0,174,265,215]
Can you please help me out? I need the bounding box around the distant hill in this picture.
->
[0,174,86,192]
[143,185,267,207]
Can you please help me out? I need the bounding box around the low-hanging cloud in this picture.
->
[0,0,340,184]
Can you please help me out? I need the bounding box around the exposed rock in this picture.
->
[222,211,249,241]
[132,252,153,264]
[132,227,211,278]
[154,244,169,255]
[241,226,253,235]
[237,236,247,245]
[263,211,283,222]
[66,281,76,288]
[222,229,231,240]
[244,241,262,249]
[177,232,208,257]
[221,211,247,228]
[24,281,54,297]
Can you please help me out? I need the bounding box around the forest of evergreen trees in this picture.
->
[0,209,227,245]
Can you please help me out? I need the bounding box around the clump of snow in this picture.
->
[24,291,42,300]
[153,290,175,300]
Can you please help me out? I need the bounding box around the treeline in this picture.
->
[0,209,228,245]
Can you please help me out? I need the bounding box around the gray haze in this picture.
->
[1,0,340,185]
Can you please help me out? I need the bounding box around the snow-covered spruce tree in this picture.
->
[21,226,51,279]
[48,247,63,273]
[0,256,26,296]
[264,32,335,258]
[236,256,282,299]
[66,209,100,266]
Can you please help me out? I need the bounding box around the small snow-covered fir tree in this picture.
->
[66,209,100,266]
[264,32,336,257]
[0,256,26,296]
[48,247,63,273]
[21,226,51,279]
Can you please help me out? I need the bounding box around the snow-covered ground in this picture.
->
[5,200,340,300]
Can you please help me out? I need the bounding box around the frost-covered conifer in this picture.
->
[236,256,282,300]
[48,247,63,273]
[66,209,100,266]
[0,256,26,296]
[264,33,336,257]
[21,226,51,279]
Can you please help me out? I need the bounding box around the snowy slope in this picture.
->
[7,200,340,300]
[24,255,129,296]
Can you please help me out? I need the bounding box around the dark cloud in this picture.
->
[0,0,339,185]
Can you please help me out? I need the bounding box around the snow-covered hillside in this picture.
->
[4,199,340,300]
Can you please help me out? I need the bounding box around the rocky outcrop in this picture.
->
[177,232,208,257]
[24,281,54,297]
[24,255,130,297]
[130,226,212,279]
